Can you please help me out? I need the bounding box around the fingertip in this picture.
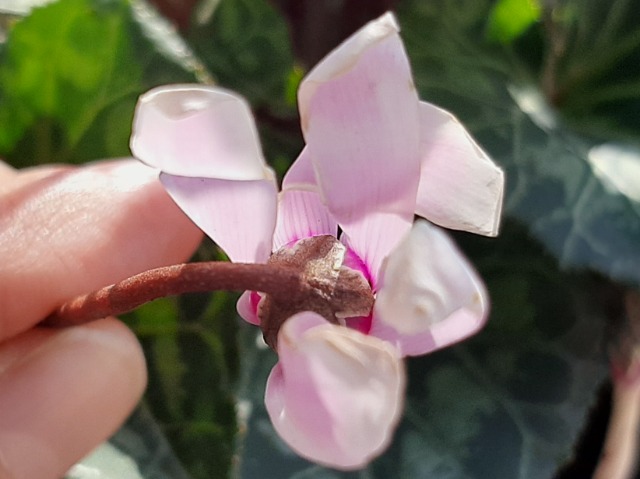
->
[0,318,147,479]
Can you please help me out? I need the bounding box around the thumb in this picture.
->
[0,159,203,340]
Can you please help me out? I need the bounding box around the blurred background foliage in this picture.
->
[1,0,640,477]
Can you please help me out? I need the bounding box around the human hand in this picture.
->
[0,159,202,479]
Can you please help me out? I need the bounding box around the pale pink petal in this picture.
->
[416,101,504,236]
[371,220,489,357]
[131,85,270,180]
[265,312,404,470]
[274,148,337,250]
[272,190,338,251]
[298,13,421,242]
[236,291,262,325]
[160,173,277,263]
[341,212,412,288]
[281,146,317,189]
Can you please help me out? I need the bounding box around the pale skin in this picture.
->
[0,159,202,479]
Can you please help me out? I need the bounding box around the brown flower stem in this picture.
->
[43,262,303,327]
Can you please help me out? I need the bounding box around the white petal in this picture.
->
[297,12,421,243]
[281,146,317,190]
[416,102,504,236]
[371,220,489,356]
[160,173,277,263]
[340,212,412,288]
[131,85,269,180]
[298,13,401,112]
[265,312,404,470]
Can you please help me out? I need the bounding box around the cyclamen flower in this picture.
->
[131,12,503,470]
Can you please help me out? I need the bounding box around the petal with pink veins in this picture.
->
[160,173,277,263]
[371,220,489,357]
[275,148,337,250]
[272,190,338,251]
[265,312,404,470]
[340,211,412,288]
[415,101,504,236]
[298,12,421,243]
[131,85,270,180]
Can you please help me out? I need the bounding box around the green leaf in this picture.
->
[66,406,193,479]
[187,0,294,107]
[536,0,640,142]
[0,0,198,167]
[398,0,640,287]
[186,0,304,180]
[125,281,240,479]
[486,0,541,44]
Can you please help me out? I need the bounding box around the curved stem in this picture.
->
[594,380,640,479]
[44,261,303,327]
[595,289,640,479]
